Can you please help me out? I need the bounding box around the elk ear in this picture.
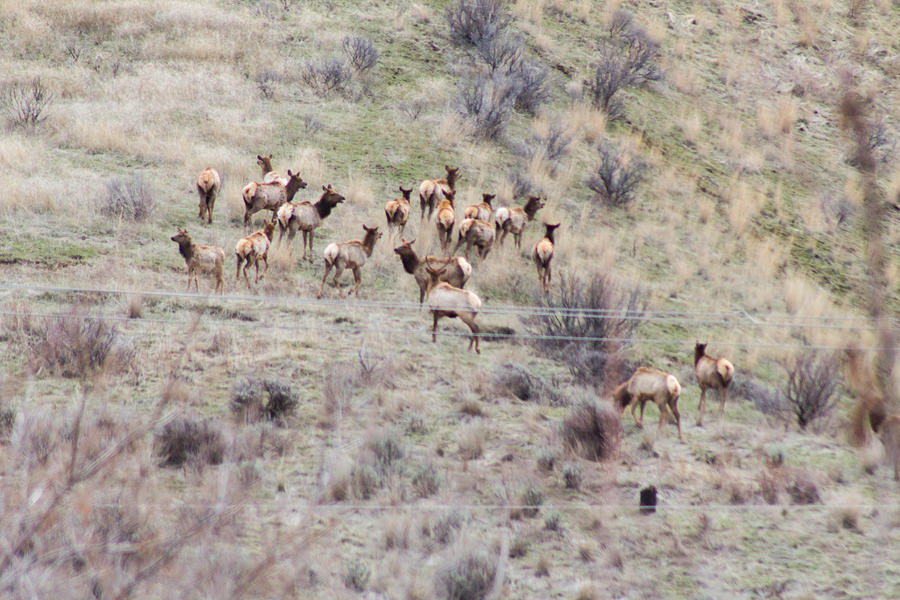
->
[287,169,293,176]
[257,154,263,160]
[323,185,328,191]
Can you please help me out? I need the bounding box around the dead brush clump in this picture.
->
[786,468,821,505]
[98,172,155,221]
[561,400,623,461]
[434,546,498,600]
[230,376,298,424]
[492,362,561,404]
[427,511,466,546]
[154,416,225,469]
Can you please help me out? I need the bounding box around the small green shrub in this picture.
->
[230,376,298,424]
[342,558,370,591]
[436,549,497,600]
[411,463,442,498]
[154,417,225,469]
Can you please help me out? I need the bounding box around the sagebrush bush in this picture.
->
[300,58,351,97]
[154,416,225,468]
[586,139,647,207]
[520,485,544,518]
[342,36,379,73]
[446,0,512,48]
[255,70,280,99]
[368,430,405,475]
[583,36,660,120]
[436,548,497,600]
[411,462,442,497]
[517,121,573,174]
[342,558,371,591]
[476,31,523,73]
[99,172,155,221]
[508,58,551,115]
[561,400,623,461]
[525,272,644,387]
[562,463,583,489]
[230,376,298,424]
[782,351,840,430]
[430,511,464,545]
[456,72,519,140]
[2,77,53,129]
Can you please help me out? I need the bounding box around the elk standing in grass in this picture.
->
[463,193,494,223]
[235,221,276,288]
[419,165,460,221]
[393,239,472,304]
[533,222,560,292]
[276,184,345,261]
[454,218,495,261]
[613,367,683,441]
[257,153,287,185]
[694,342,735,426]
[385,186,413,240]
[846,348,900,480]
[196,167,221,225]
[318,225,382,298]
[242,170,307,229]
[171,228,225,294]
[423,265,482,354]
[435,189,457,256]
[495,195,545,249]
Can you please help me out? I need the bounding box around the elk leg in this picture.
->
[465,316,480,354]
[432,312,440,343]
[697,388,707,426]
[351,267,362,296]
[307,231,315,262]
[317,263,332,298]
[235,257,243,282]
[258,254,269,282]
[718,388,727,421]
[671,398,683,441]
[631,401,642,426]
[332,265,345,296]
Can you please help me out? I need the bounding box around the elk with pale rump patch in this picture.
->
[419,165,460,221]
[242,170,307,229]
[423,265,482,354]
[317,224,382,298]
[694,342,735,426]
[257,153,287,185]
[384,186,413,239]
[463,193,494,223]
[196,167,221,225]
[235,221,276,288]
[495,195,545,249]
[277,184,345,262]
[532,222,560,292]
[454,218,495,261]
[613,367,683,441]
[171,228,225,294]
[393,239,472,304]
[435,189,457,256]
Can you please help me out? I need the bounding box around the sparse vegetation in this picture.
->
[2,77,53,128]
[561,400,623,461]
[587,139,648,207]
[435,548,497,600]
[230,376,299,423]
[782,351,841,430]
[154,416,225,468]
[99,172,156,221]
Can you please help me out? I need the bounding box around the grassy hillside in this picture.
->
[0,0,898,598]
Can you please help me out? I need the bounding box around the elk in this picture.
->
[196,167,221,225]
[495,195,545,249]
[384,186,413,239]
[463,193,494,223]
[235,221,276,288]
[435,189,456,256]
[419,165,460,221]
[454,218,494,261]
[393,239,472,304]
[257,153,287,185]
[846,348,900,480]
[171,228,225,294]
[242,170,307,228]
[532,222,560,292]
[613,367,683,441]
[694,342,735,426]
[317,224,382,298]
[276,184,345,262]
[423,265,482,354]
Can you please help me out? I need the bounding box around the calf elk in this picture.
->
[454,218,494,261]
[463,193,494,223]
[171,228,225,294]
[393,239,472,304]
[435,189,457,256]
[495,195,545,249]
[235,221,275,288]
[277,184,345,261]
[385,186,413,239]
[196,167,221,225]
[419,165,460,221]
[318,224,382,298]
[613,367,683,441]
[532,222,560,292]
[242,170,307,228]
[423,265,482,354]
[694,342,735,426]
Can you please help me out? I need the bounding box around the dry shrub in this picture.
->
[782,351,841,430]
[230,376,298,424]
[786,468,820,505]
[435,548,497,600]
[582,34,660,120]
[154,416,225,469]
[562,463,583,489]
[587,138,648,207]
[428,511,465,545]
[457,422,486,460]
[342,36,379,74]
[411,462,442,498]
[343,558,371,592]
[2,77,53,129]
[99,172,155,221]
[446,0,513,48]
[561,400,622,461]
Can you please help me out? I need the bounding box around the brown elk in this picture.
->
[694,342,735,426]
[276,184,345,261]
[196,167,220,225]
[317,224,382,298]
[384,186,413,239]
[257,153,286,185]
[171,228,225,294]
[613,367,683,441]
[532,222,560,292]
[242,170,307,228]
[846,348,900,480]
[419,165,460,221]
[423,265,482,354]
[495,195,545,249]
[454,218,494,261]
[435,189,457,256]
[235,221,276,288]
[463,193,494,223]
[393,239,472,304]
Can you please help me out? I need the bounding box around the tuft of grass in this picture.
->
[457,422,487,460]
[562,463,583,489]
[98,172,155,221]
[411,462,442,498]
[230,376,298,424]
[154,416,225,469]
[561,400,623,462]
[435,547,497,600]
